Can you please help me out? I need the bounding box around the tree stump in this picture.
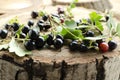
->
[52,0,112,12]
[0,7,120,80]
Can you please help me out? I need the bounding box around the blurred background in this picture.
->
[0,0,119,20]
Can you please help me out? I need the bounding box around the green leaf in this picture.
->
[84,36,105,40]
[0,44,9,50]
[89,12,103,22]
[65,20,77,28]
[116,23,120,37]
[95,21,104,31]
[64,28,83,40]
[9,38,31,57]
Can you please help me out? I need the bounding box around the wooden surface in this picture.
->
[0,0,120,80]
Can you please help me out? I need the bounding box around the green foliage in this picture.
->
[9,38,31,57]
[89,12,103,31]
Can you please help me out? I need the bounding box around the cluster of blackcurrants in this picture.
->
[69,39,117,53]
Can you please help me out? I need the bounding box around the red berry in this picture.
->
[99,42,109,53]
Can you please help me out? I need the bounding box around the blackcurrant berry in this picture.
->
[24,40,35,51]
[20,32,26,38]
[99,42,109,53]
[28,29,39,40]
[108,40,117,51]
[38,20,44,23]
[57,7,64,14]
[12,23,20,31]
[54,38,63,49]
[37,22,44,31]
[0,29,8,39]
[69,40,79,51]
[79,43,88,52]
[56,34,64,40]
[85,31,94,37]
[35,36,45,49]
[28,20,34,27]
[4,24,11,30]
[46,34,54,45]
[31,11,38,19]
[42,15,48,21]
[43,24,51,31]
[22,26,30,34]
[60,18,64,23]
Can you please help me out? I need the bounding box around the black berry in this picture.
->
[43,24,51,31]
[37,22,44,31]
[54,38,63,49]
[79,43,88,52]
[20,32,26,38]
[12,23,20,31]
[4,24,11,30]
[22,26,30,34]
[31,11,38,19]
[46,34,54,45]
[69,40,79,51]
[28,20,34,27]
[28,29,39,40]
[0,29,8,39]
[108,40,117,51]
[35,37,45,49]
[85,31,94,37]
[56,34,64,40]
[24,40,35,51]
[42,15,48,21]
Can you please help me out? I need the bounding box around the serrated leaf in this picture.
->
[9,38,31,57]
[116,23,120,37]
[84,36,105,40]
[0,44,9,50]
[65,20,77,28]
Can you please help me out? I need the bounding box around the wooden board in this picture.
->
[0,7,120,80]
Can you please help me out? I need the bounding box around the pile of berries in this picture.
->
[1,7,118,53]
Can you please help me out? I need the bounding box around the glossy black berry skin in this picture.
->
[31,11,38,19]
[35,37,45,49]
[108,40,117,51]
[24,40,35,51]
[28,29,39,40]
[43,24,51,31]
[0,29,8,39]
[56,34,64,40]
[46,34,54,45]
[22,26,30,34]
[54,38,63,49]
[4,24,11,30]
[28,20,34,27]
[85,31,94,37]
[38,20,44,23]
[37,23,44,31]
[105,15,109,22]
[12,23,20,31]
[20,32,26,38]
[42,15,48,21]
[79,43,88,52]
[69,40,79,51]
